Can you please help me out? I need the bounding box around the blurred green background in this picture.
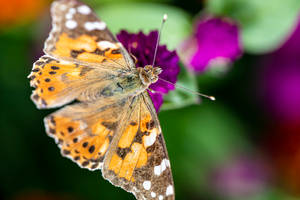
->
[1,0,300,200]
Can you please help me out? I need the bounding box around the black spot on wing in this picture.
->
[146,120,155,130]
[116,147,131,159]
[67,126,74,133]
[111,49,121,55]
[70,49,85,58]
[82,142,88,148]
[88,145,95,153]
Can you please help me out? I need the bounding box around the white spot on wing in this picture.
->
[154,165,161,176]
[143,181,151,190]
[143,128,157,147]
[165,159,170,167]
[69,8,76,14]
[65,20,77,29]
[77,5,91,15]
[97,41,118,50]
[66,13,73,19]
[166,185,174,196]
[84,21,106,31]
[154,159,170,176]
[60,4,67,11]
[65,8,76,20]
[151,192,156,197]
[159,195,163,200]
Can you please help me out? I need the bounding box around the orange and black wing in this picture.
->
[44,0,134,70]
[43,97,132,170]
[103,93,175,200]
[28,0,136,109]
[28,55,123,109]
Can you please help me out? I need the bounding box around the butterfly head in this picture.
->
[138,65,162,86]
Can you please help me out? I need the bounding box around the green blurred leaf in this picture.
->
[96,2,192,49]
[182,104,249,165]
[206,0,300,54]
[161,63,200,110]
[159,103,249,197]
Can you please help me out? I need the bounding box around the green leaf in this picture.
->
[161,63,199,111]
[206,0,300,54]
[159,103,249,196]
[96,2,192,49]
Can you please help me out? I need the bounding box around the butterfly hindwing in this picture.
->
[44,97,132,170]
[45,0,133,70]
[103,93,175,200]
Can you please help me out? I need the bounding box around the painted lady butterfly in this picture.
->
[28,0,174,199]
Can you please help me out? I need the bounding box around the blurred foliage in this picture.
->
[159,103,249,197]
[206,0,300,53]
[162,63,199,110]
[97,2,192,49]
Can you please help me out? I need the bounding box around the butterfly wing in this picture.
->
[103,92,175,200]
[44,97,132,170]
[45,0,134,70]
[28,55,125,108]
[28,0,136,109]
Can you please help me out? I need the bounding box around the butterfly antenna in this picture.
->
[152,14,168,67]
[158,78,216,101]
[153,15,215,101]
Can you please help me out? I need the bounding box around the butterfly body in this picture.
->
[97,65,162,100]
[28,0,174,199]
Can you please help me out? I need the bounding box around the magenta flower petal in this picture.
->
[181,17,242,73]
[261,64,300,122]
[259,16,300,122]
[117,30,180,112]
[210,156,268,198]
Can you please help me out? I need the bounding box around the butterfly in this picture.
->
[28,0,174,199]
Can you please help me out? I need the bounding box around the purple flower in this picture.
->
[261,64,300,122]
[117,30,180,112]
[180,17,242,73]
[210,155,268,198]
[259,16,300,122]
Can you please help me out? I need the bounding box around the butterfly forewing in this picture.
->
[44,97,131,170]
[45,0,134,70]
[28,55,123,108]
